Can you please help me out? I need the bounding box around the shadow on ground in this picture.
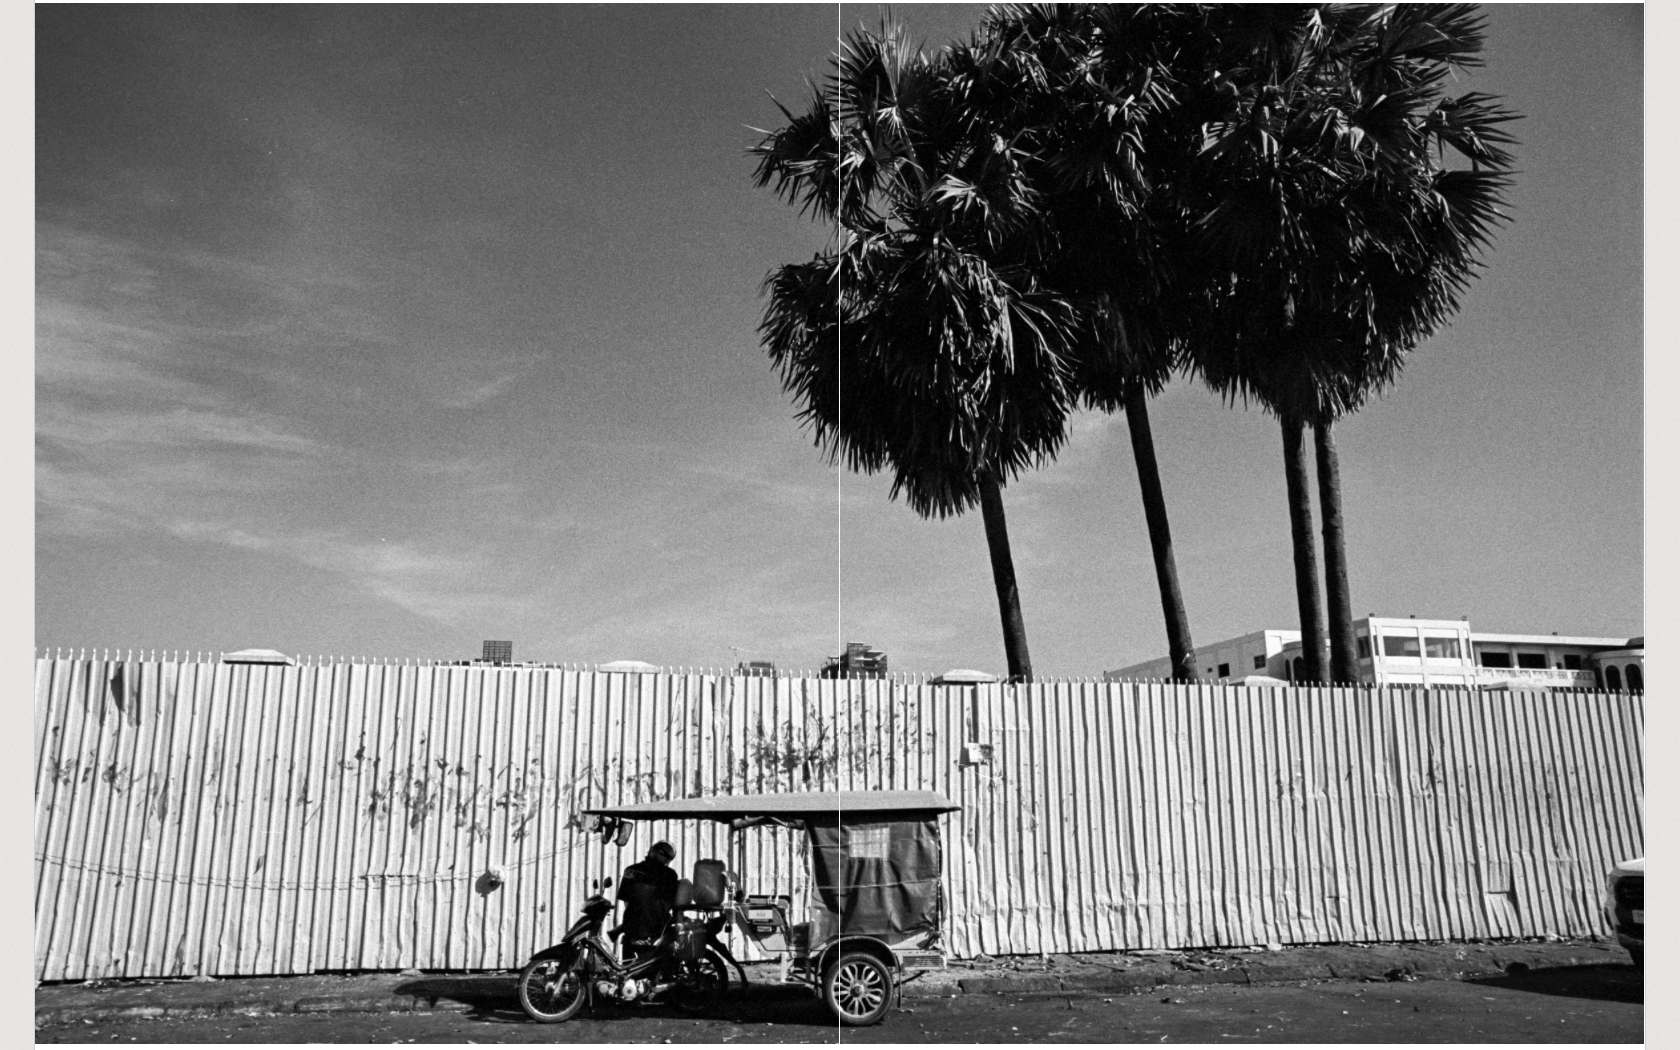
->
[394,976,518,1014]
[393,976,839,1029]
[1466,964,1642,1005]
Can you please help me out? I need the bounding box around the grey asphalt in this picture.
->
[35,938,1631,1028]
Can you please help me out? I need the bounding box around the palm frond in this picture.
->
[749,79,838,222]
[1426,91,1520,168]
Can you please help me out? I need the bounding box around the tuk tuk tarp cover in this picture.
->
[807,817,942,937]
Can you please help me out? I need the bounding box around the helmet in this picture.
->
[649,841,676,864]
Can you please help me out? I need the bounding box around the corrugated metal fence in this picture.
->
[35,652,1644,981]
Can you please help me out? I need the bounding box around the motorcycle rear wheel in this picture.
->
[668,950,729,1014]
[518,955,587,1023]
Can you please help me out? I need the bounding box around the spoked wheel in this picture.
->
[517,954,587,1023]
[823,952,892,1026]
[668,950,729,1014]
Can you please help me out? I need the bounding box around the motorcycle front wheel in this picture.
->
[518,954,587,1023]
[668,950,729,1014]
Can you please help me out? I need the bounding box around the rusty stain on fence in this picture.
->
[33,653,1643,981]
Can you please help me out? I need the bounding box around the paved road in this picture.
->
[39,965,1640,1044]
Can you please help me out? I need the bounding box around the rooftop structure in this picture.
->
[821,642,888,679]
[221,648,294,665]
[930,668,999,685]
[598,660,663,673]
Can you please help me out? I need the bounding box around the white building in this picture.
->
[1103,628,1305,685]
[1107,617,1642,691]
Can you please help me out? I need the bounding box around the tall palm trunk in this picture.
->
[1281,416,1326,683]
[1123,385,1197,679]
[977,473,1033,682]
[1314,420,1357,684]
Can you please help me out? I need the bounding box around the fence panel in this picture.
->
[34,654,1643,980]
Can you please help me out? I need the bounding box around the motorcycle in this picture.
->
[516,876,734,1022]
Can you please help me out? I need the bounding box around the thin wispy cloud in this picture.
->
[440,371,522,409]
[37,218,609,628]
[35,213,519,626]
[161,519,512,624]
[39,402,325,457]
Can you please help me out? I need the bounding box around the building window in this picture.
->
[1480,652,1512,668]
[1516,652,1547,670]
[1382,634,1421,658]
[1424,636,1462,660]
[1626,665,1643,692]
[1357,636,1370,658]
[1563,654,1582,670]
[1253,655,1266,670]
[1218,662,1230,678]
[1605,666,1623,691]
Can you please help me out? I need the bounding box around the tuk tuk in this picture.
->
[522,789,959,1026]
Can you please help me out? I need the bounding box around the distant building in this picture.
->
[482,640,513,665]
[931,669,998,685]
[736,660,777,677]
[221,648,294,666]
[598,660,662,673]
[821,642,888,679]
[1107,616,1643,691]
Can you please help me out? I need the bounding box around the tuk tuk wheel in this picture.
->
[517,956,587,1023]
[823,952,892,1026]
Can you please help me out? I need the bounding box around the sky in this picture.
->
[34,4,1644,677]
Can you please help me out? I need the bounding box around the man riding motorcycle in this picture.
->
[615,840,679,961]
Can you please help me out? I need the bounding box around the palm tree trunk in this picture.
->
[1281,416,1326,684]
[977,473,1033,683]
[1314,420,1357,684]
[1123,386,1197,680]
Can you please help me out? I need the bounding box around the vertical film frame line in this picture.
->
[833,7,844,1039]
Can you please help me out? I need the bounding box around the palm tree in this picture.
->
[1323,8,1516,683]
[943,4,1213,679]
[1182,4,1517,683]
[752,22,1083,681]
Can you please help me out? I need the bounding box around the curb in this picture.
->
[1058,971,1160,993]
[35,996,476,1028]
[1242,961,1335,984]
[943,956,1585,1000]
[1163,967,1250,987]
[956,975,1062,995]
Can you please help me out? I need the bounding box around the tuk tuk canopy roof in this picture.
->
[582,790,959,823]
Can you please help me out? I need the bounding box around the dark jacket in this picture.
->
[617,857,679,943]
